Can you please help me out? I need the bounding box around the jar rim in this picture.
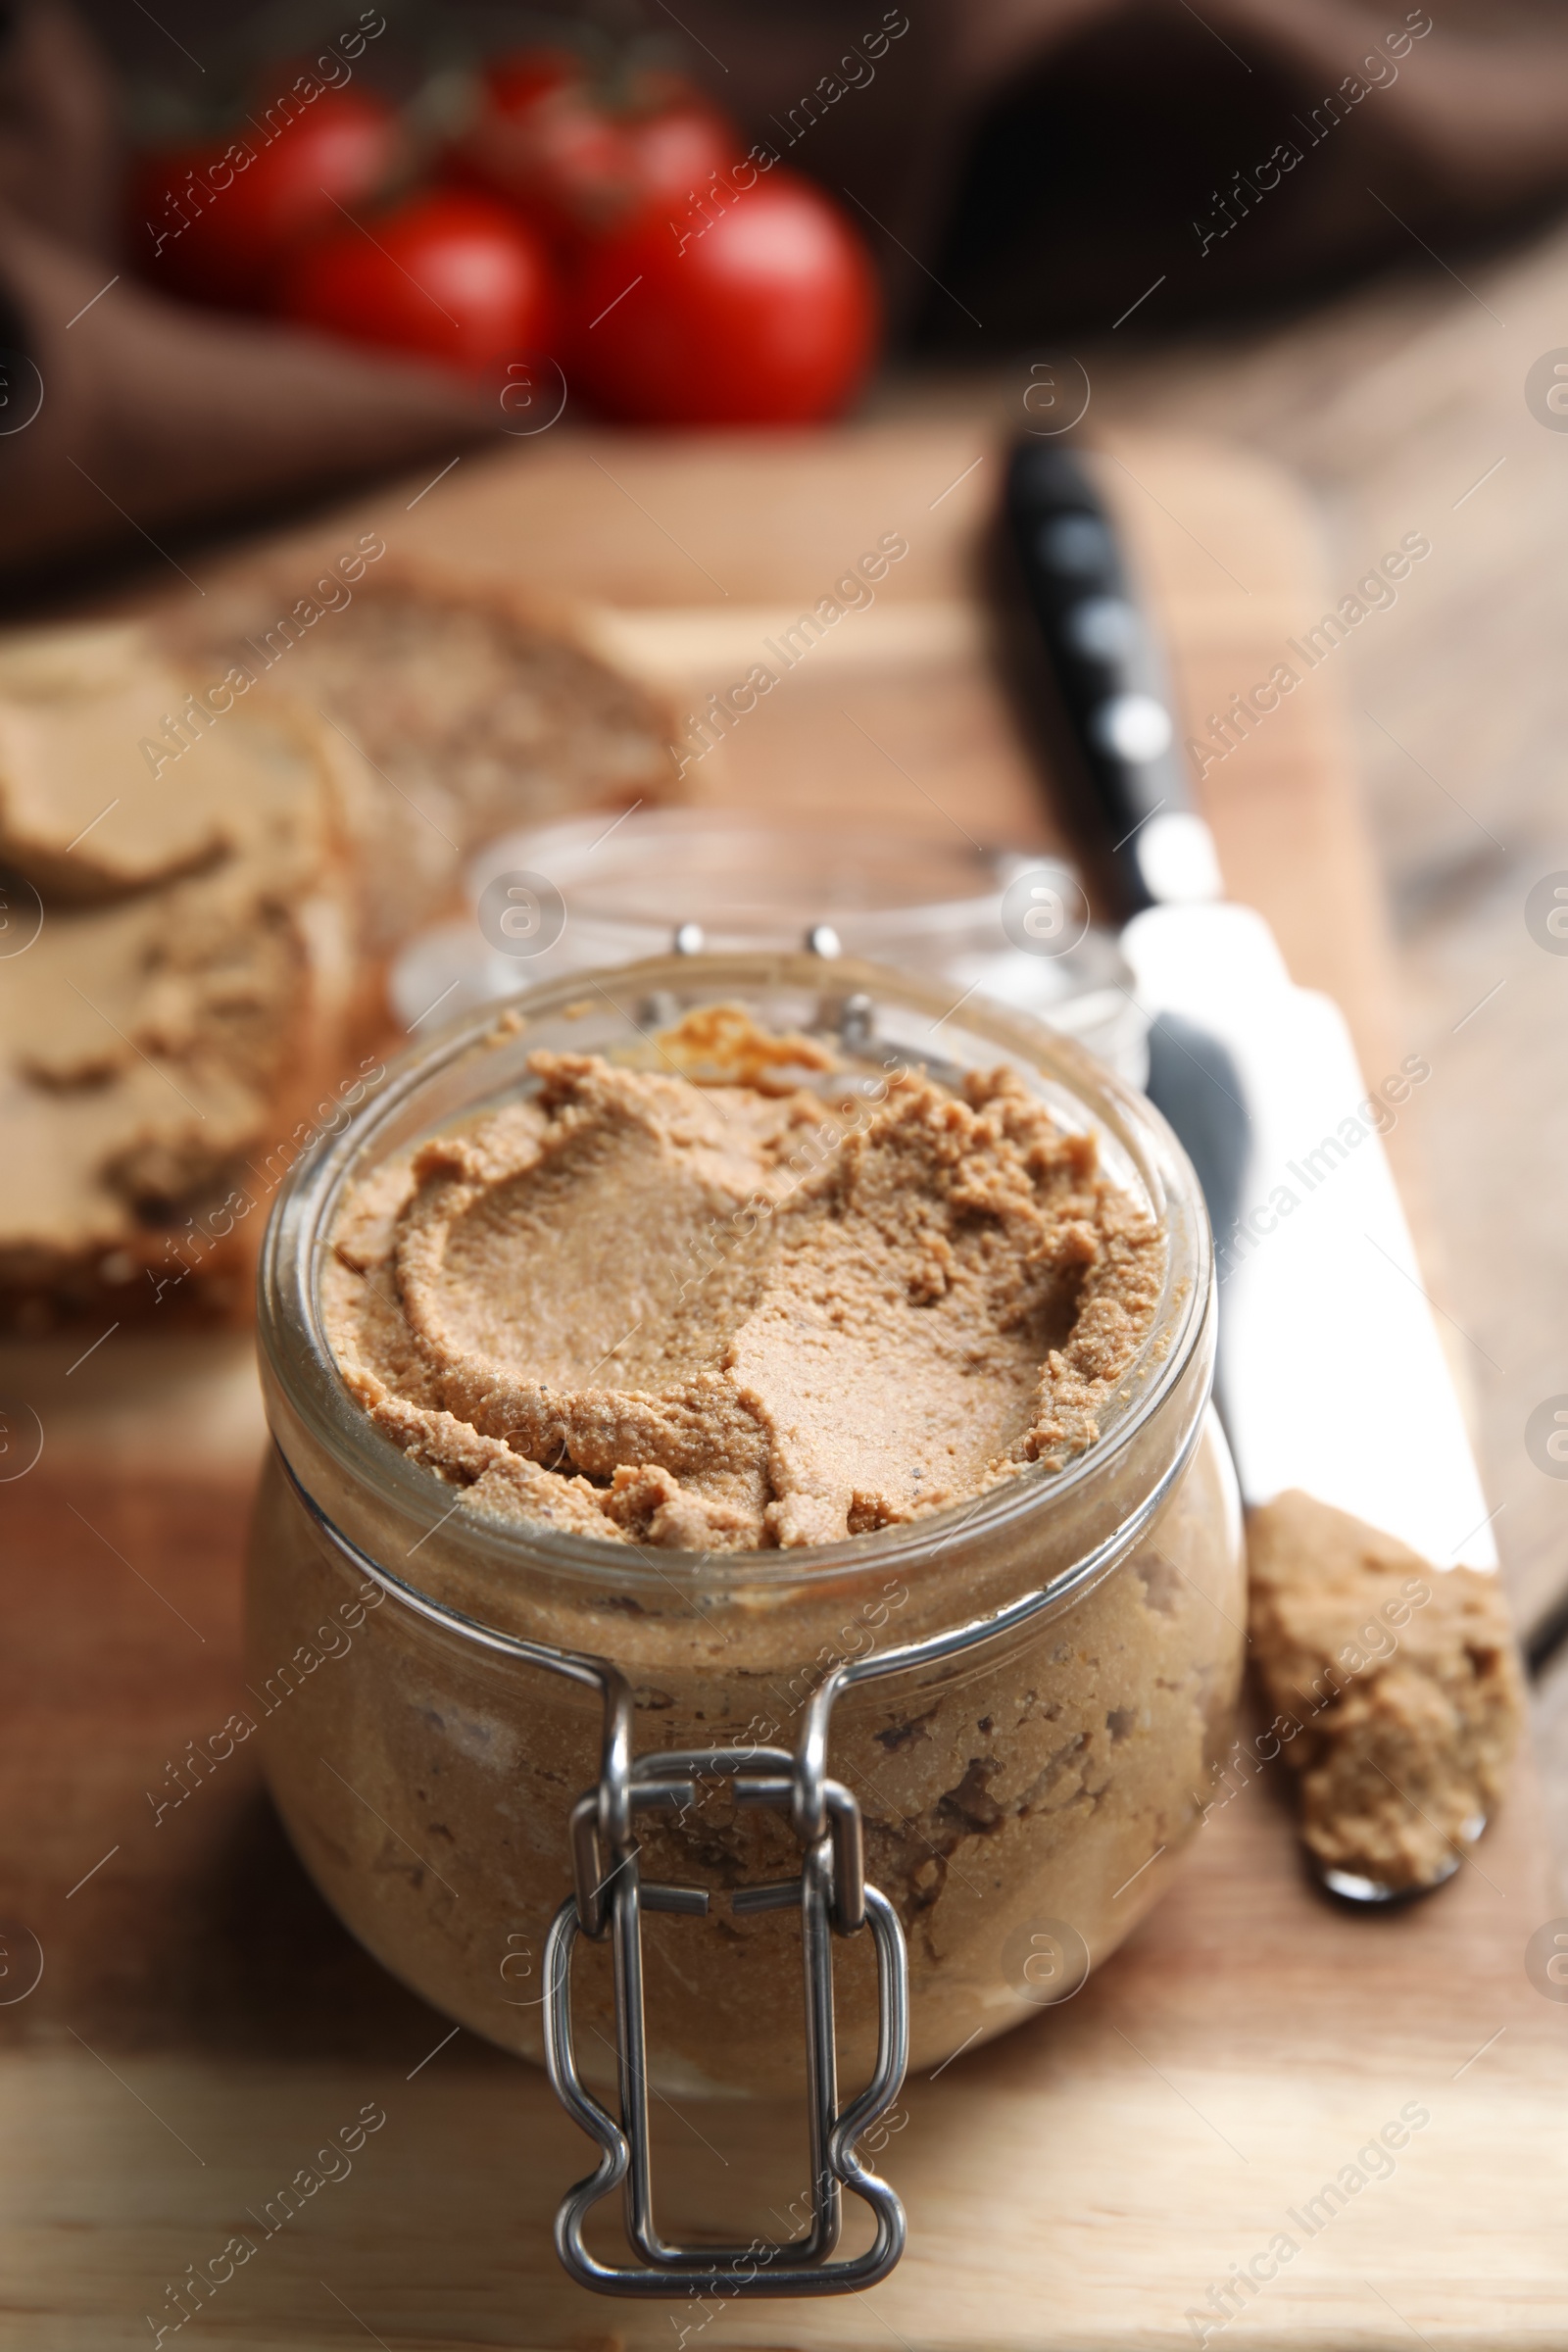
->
[257,950,1213,1601]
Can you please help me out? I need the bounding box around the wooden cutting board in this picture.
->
[1,422,1561,2352]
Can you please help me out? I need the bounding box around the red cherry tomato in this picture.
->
[131,87,402,309]
[451,52,737,245]
[278,189,560,383]
[618,86,739,231]
[568,168,880,426]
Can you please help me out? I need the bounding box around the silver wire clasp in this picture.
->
[542,1705,909,2298]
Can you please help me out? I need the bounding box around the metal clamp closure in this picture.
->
[544,1742,907,2296]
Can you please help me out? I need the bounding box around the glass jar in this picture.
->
[248,952,1243,2121]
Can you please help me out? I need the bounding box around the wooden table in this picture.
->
[2,422,1562,2349]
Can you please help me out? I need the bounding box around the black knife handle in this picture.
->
[1003,442,1210,912]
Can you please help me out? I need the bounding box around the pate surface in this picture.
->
[324,1031,1164,1551]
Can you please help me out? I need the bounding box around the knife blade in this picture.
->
[1000,437,1495,1576]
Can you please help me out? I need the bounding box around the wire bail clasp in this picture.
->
[542,1715,909,2298]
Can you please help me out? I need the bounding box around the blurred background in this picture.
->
[3,0,1568,1876]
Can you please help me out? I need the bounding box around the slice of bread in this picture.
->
[0,621,354,1330]
[160,563,681,965]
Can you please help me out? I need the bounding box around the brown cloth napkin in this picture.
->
[684,0,1568,338]
[6,0,1568,576]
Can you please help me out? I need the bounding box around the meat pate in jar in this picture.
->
[249,954,1243,2159]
